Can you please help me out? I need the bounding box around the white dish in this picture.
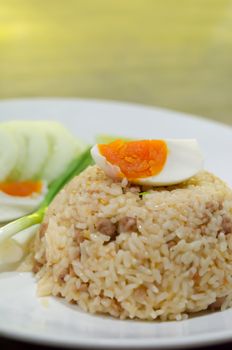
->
[0,98,232,349]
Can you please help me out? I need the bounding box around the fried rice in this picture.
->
[33,165,232,321]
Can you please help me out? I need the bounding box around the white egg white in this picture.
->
[91,139,204,186]
[91,144,122,179]
[0,183,47,223]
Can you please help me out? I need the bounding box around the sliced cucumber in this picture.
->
[0,120,86,184]
[1,123,28,181]
[4,121,50,180]
[0,126,18,181]
[35,121,86,184]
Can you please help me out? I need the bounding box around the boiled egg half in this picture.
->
[91,139,204,186]
[0,180,47,223]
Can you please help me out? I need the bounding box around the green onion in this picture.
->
[95,134,131,144]
[139,191,150,197]
[0,147,93,244]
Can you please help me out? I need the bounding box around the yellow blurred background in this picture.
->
[0,0,231,125]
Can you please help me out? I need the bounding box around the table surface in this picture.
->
[0,0,232,126]
[0,1,232,349]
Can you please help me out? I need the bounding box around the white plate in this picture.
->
[0,98,232,349]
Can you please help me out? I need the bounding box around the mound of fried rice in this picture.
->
[33,165,232,321]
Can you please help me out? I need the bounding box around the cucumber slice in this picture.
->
[36,121,86,184]
[0,127,18,181]
[1,123,28,181]
[0,120,86,184]
[5,121,50,180]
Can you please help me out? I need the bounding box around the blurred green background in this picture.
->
[0,0,231,125]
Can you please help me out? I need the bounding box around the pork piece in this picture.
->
[118,216,137,233]
[222,216,232,234]
[96,219,117,238]
[209,297,226,310]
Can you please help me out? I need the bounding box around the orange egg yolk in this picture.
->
[0,181,43,197]
[99,139,168,179]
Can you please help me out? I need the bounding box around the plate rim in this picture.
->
[1,320,232,349]
[0,96,231,131]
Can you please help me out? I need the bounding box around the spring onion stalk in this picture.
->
[139,191,150,197]
[0,147,93,244]
[95,134,131,144]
